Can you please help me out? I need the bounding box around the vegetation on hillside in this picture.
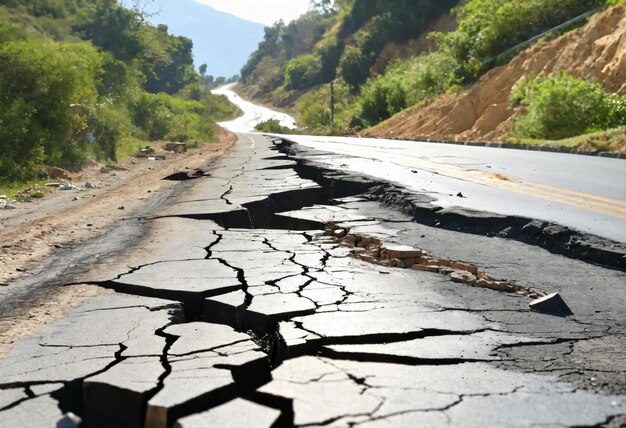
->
[509,72,626,140]
[242,0,621,139]
[0,0,239,183]
[240,0,458,94]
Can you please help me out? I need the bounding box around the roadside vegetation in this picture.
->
[0,0,239,185]
[510,128,626,153]
[509,72,626,140]
[242,0,624,148]
[254,119,299,134]
[240,0,457,108]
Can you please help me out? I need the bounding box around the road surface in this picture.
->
[216,85,626,243]
[0,90,624,428]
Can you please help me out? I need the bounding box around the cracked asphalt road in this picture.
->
[0,133,625,427]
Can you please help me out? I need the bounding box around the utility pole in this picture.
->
[330,80,335,129]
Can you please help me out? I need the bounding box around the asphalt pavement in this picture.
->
[0,90,625,427]
[286,134,626,243]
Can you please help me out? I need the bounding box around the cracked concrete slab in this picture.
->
[0,292,182,386]
[277,204,371,226]
[279,269,495,351]
[73,217,223,284]
[0,394,65,426]
[246,293,317,335]
[262,356,626,427]
[146,361,235,428]
[0,388,27,410]
[204,290,247,329]
[165,323,256,357]
[114,260,239,294]
[143,322,270,427]
[158,140,322,227]
[84,357,164,427]
[174,398,281,428]
[326,330,550,362]
[111,259,241,317]
[259,356,383,426]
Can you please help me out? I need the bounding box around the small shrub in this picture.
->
[254,119,297,134]
[358,76,407,126]
[510,72,626,140]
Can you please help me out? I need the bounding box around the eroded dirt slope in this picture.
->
[364,4,626,142]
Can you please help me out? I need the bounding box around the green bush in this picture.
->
[353,51,459,127]
[338,45,373,87]
[433,0,606,80]
[358,75,406,126]
[284,54,323,90]
[132,92,216,142]
[254,119,297,134]
[510,72,626,140]
[0,1,237,186]
[402,52,459,105]
[0,37,103,180]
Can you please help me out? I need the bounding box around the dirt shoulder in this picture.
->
[0,129,235,285]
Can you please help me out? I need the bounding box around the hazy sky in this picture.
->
[192,0,310,25]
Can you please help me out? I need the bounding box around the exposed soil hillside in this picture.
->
[364,4,626,142]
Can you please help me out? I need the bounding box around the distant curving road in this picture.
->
[212,83,297,133]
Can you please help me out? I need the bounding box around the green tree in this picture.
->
[285,54,323,90]
[73,0,144,61]
[0,38,103,179]
[338,45,372,87]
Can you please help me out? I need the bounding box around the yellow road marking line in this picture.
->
[381,153,626,219]
[297,142,626,218]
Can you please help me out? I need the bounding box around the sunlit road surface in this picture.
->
[212,83,297,133]
[286,135,626,243]
[216,84,626,243]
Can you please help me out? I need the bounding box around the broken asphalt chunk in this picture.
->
[174,398,281,428]
[145,323,270,428]
[84,357,164,428]
[204,290,247,330]
[0,395,65,426]
[529,292,573,316]
[245,293,317,336]
[112,260,241,318]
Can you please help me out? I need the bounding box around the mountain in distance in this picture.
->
[144,0,265,77]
